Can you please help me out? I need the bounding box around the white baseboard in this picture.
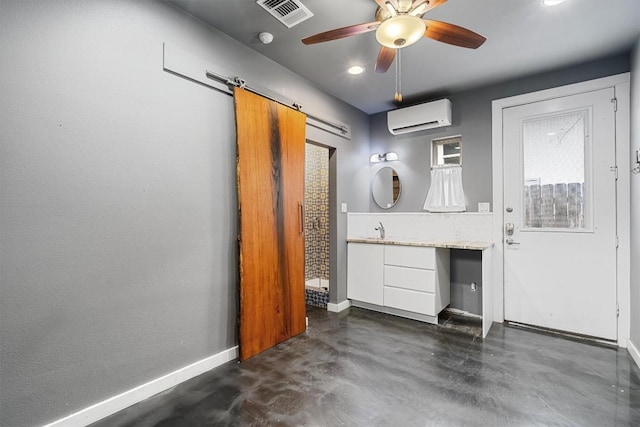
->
[327,299,350,313]
[628,339,640,369]
[43,346,239,427]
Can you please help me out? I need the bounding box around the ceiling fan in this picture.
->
[301,0,486,74]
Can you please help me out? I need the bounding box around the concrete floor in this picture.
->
[93,306,640,426]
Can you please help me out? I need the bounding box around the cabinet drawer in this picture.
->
[385,245,435,269]
[383,286,435,316]
[384,265,435,293]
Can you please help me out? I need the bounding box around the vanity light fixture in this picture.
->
[384,152,399,161]
[370,152,399,163]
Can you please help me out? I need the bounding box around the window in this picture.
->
[431,135,462,167]
[424,135,466,212]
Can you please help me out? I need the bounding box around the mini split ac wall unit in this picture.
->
[387,98,452,135]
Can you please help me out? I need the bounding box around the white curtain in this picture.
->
[423,165,466,212]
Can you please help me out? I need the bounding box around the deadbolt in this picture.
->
[505,223,514,235]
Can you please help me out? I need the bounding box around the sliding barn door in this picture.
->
[234,87,306,361]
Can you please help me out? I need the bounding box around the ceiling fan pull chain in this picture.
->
[395,49,403,103]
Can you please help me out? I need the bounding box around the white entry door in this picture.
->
[503,88,618,340]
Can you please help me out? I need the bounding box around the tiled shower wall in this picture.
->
[304,144,329,282]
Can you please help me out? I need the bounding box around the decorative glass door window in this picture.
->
[522,109,591,230]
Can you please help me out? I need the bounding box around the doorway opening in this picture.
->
[304,143,330,308]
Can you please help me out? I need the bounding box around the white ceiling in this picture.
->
[168,0,640,114]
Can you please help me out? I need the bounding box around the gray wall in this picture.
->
[0,1,369,426]
[630,39,640,350]
[370,52,631,213]
[449,250,483,315]
[368,53,631,312]
[1,1,636,425]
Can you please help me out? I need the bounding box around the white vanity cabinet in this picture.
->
[346,243,383,305]
[347,241,450,322]
[383,246,450,316]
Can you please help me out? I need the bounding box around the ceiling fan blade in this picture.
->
[375,46,396,74]
[302,21,380,45]
[423,19,487,49]
[411,0,447,15]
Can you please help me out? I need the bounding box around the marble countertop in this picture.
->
[346,237,493,250]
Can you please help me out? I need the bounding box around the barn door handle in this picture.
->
[299,203,304,235]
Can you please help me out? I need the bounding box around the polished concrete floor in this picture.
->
[93,306,640,426]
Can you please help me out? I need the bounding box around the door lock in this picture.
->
[506,207,513,213]
[505,223,515,236]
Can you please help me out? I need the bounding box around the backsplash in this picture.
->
[347,212,493,243]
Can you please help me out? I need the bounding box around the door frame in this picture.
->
[303,141,336,304]
[491,73,631,347]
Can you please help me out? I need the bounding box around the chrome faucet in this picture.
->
[374,221,385,239]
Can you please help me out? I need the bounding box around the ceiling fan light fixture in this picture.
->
[375,15,426,49]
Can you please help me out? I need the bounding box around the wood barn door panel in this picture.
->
[234,88,306,361]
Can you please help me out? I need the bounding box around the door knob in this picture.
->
[506,207,513,213]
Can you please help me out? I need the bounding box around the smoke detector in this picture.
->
[259,32,274,44]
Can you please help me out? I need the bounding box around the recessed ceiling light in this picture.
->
[347,65,364,75]
[542,0,567,6]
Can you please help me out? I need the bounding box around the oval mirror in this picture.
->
[372,167,401,209]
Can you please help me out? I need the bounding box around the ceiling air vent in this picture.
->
[256,0,314,28]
